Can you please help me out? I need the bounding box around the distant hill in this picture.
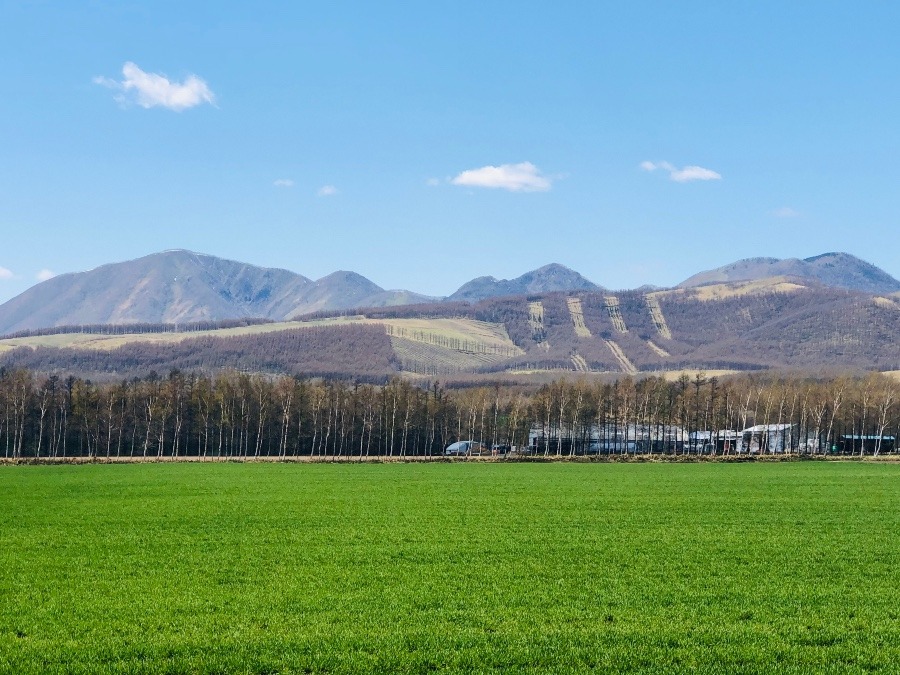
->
[0,250,309,334]
[286,271,436,318]
[2,249,898,342]
[5,284,897,380]
[679,252,900,294]
[0,251,433,334]
[449,263,602,302]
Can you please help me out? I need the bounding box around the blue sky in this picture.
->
[1,1,898,302]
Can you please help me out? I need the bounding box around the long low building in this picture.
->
[528,423,689,455]
[527,422,899,455]
[528,423,807,455]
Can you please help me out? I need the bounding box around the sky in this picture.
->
[1,1,899,303]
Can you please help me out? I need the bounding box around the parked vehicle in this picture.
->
[444,440,484,456]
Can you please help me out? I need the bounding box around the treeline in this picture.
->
[0,369,896,459]
[295,301,474,322]
[0,318,275,340]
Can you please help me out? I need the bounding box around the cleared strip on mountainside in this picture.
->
[605,339,637,374]
[527,301,545,342]
[645,295,673,340]
[570,353,590,372]
[646,340,671,357]
[566,298,592,337]
[604,296,628,333]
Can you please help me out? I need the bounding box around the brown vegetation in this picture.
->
[0,369,896,459]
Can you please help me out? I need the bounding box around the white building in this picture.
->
[740,424,795,453]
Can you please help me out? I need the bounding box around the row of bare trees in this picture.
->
[0,368,896,459]
[529,372,897,456]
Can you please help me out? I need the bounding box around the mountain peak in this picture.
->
[449,263,601,303]
[803,252,842,263]
[533,262,572,273]
[679,252,900,294]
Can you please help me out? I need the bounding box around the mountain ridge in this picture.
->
[0,249,897,334]
[679,252,900,294]
[0,250,437,334]
[2,283,898,379]
[448,263,602,302]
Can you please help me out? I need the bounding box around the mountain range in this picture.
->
[0,249,897,335]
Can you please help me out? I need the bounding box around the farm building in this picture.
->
[527,422,860,456]
[528,423,688,455]
[836,435,896,455]
[740,424,795,454]
[689,430,741,454]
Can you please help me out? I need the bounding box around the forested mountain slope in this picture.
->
[3,284,897,380]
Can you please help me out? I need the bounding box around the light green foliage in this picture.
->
[1,463,899,673]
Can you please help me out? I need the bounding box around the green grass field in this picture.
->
[2,463,899,673]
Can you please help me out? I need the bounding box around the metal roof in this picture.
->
[741,424,794,433]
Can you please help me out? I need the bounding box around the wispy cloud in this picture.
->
[36,269,55,281]
[94,62,216,111]
[317,185,338,197]
[0,266,13,280]
[772,206,800,218]
[273,179,294,188]
[451,162,552,192]
[641,160,721,183]
[425,177,441,187]
[639,160,663,172]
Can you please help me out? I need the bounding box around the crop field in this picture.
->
[2,462,899,673]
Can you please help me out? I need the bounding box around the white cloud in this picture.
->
[640,160,668,172]
[94,62,215,111]
[426,177,441,187]
[670,166,721,182]
[273,179,294,188]
[317,185,338,197]
[0,267,13,280]
[773,206,800,218]
[641,160,721,183]
[451,162,552,192]
[36,269,55,281]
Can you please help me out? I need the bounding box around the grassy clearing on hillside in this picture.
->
[0,321,305,350]
[392,337,511,374]
[0,317,520,354]
[652,277,808,302]
[2,464,899,673]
